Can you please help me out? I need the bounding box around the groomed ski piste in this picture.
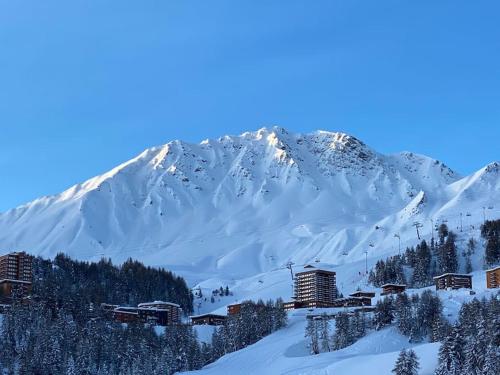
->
[182,268,497,375]
[0,128,498,374]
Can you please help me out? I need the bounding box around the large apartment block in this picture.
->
[0,251,34,298]
[294,267,337,307]
[0,251,33,282]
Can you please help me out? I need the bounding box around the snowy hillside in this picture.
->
[0,127,498,285]
[183,269,498,375]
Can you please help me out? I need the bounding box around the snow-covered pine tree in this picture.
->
[319,314,331,353]
[394,293,413,337]
[482,344,500,375]
[392,349,408,375]
[305,318,320,354]
[393,349,420,375]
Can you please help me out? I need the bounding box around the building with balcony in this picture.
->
[486,266,500,289]
[380,284,406,296]
[190,313,227,326]
[434,273,472,290]
[293,267,337,307]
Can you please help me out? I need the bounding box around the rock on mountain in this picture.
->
[0,127,498,282]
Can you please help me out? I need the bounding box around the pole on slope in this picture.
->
[460,213,463,232]
[364,250,368,275]
[394,234,401,256]
[431,219,435,241]
[413,222,423,240]
[286,261,294,281]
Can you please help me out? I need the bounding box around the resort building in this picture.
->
[190,313,227,326]
[293,267,337,308]
[433,273,472,290]
[486,266,500,289]
[380,284,406,296]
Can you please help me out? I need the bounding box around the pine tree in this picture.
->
[66,356,77,375]
[332,312,353,350]
[464,256,472,274]
[392,349,408,375]
[394,293,413,337]
[393,349,420,375]
[481,220,500,266]
[405,349,420,375]
[305,319,320,354]
[374,297,394,330]
[483,344,500,375]
[319,315,331,353]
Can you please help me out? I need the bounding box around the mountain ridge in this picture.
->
[0,127,498,284]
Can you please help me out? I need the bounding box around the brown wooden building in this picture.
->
[293,267,337,307]
[190,313,227,326]
[113,306,139,323]
[113,301,182,326]
[137,301,181,325]
[380,284,406,296]
[227,303,242,316]
[486,266,500,289]
[0,251,33,282]
[330,296,372,308]
[282,301,305,311]
[434,273,472,290]
[0,279,32,297]
[0,251,33,300]
[349,291,376,299]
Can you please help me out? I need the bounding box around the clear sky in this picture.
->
[0,1,499,212]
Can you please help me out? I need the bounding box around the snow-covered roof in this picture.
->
[0,279,32,284]
[381,283,406,287]
[138,301,180,308]
[486,266,500,272]
[189,313,227,319]
[114,310,138,315]
[433,273,472,279]
[113,307,139,315]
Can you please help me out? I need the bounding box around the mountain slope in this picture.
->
[0,127,498,283]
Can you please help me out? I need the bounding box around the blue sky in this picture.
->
[0,1,499,212]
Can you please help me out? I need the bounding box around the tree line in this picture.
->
[368,223,482,288]
[434,294,499,375]
[0,254,288,374]
[305,290,448,355]
[211,299,287,358]
[32,253,194,314]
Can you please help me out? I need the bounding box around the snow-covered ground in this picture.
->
[184,273,497,375]
[0,127,498,374]
[0,127,497,287]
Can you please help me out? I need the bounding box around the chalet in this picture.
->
[349,291,376,299]
[190,313,227,326]
[329,297,372,308]
[282,301,305,311]
[380,284,406,296]
[486,266,500,289]
[113,307,139,323]
[434,273,472,290]
[137,301,181,325]
[112,301,181,326]
[0,279,32,297]
[227,303,242,316]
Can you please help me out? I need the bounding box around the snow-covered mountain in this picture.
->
[0,127,498,283]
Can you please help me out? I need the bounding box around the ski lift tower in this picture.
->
[286,261,294,281]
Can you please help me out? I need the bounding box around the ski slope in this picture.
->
[0,127,498,287]
[185,270,497,375]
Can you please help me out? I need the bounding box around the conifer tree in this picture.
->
[305,319,320,354]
